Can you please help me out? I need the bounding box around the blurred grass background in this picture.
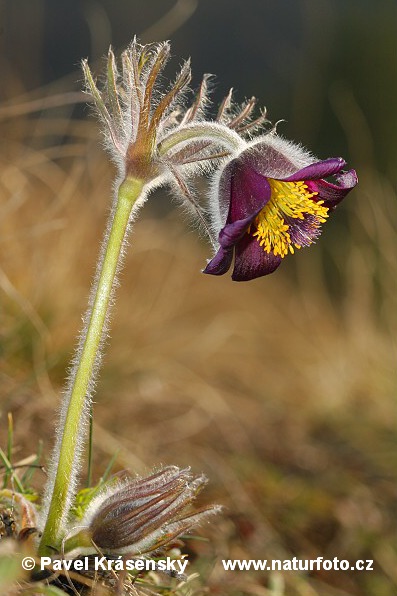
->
[0,0,396,594]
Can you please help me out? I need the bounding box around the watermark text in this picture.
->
[21,555,188,575]
[222,557,373,572]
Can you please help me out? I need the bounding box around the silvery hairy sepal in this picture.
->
[64,467,220,556]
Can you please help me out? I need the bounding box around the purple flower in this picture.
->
[204,136,358,281]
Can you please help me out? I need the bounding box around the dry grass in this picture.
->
[0,91,396,596]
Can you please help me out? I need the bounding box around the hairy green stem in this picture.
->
[38,178,144,555]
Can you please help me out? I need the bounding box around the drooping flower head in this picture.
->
[204,135,358,281]
[82,38,357,280]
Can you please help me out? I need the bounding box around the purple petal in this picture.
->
[232,235,282,281]
[203,214,255,276]
[204,161,271,278]
[307,169,358,209]
[283,158,346,182]
[227,160,271,221]
[219,215,257,249]
[203,245,234,276]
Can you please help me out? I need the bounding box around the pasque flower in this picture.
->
[82,38,357,283]
[204,136,358,281]
[64,467,219,556]
[39,37,357,562]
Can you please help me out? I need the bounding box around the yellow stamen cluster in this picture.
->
[251,179,329,258]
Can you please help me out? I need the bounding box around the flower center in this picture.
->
[251,179,329,257]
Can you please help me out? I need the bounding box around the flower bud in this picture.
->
[65,467,220,556]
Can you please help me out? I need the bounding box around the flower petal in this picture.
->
[283,157,346,182]
[203,245,234,276]
[232,234,282,281]
[204,212,260,276]
[219,215,256,249]
[227,160,272,221]
[205,160,271,278]
[307,169,358,209]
